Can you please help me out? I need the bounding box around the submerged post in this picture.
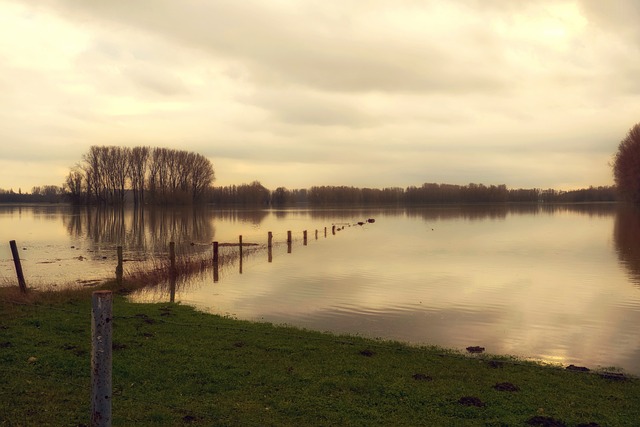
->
[169,275,176,303]
[169,242,176,275]
[91,290,112,427]
[239,235,243,274]
[115,246,123,284]
[213,241,219,265]
[332,225,336,235]
[9,240,27,293]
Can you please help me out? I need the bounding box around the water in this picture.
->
[1,203,640,374]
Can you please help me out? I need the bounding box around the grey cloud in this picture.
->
[75,39,189,97]
[42,0,507,94]
[243,90,373,127]
[579,0,640,37]
[122,65,188,97]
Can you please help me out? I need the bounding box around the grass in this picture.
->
[1,285,639,426]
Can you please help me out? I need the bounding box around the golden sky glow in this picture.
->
[1,0,639,191]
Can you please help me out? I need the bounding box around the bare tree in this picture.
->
[64,167,85,204]
[129,146,150,205]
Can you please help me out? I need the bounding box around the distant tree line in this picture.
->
[0,186,65,203]
[208,182,617,206]
[0,178,616,207]
[64,146,215,205]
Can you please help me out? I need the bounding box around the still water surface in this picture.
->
[1,204,639,374]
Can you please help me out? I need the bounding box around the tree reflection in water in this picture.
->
[63,206,216,258]
[614,204,640,286]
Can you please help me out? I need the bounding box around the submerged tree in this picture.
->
[613,123,640,202]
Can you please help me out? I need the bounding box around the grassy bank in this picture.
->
[1,286,639,426]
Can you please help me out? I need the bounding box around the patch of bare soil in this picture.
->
[411,373,433,381]
[526,415,566,426]
[493,382,519,392]
[458,396,485,407]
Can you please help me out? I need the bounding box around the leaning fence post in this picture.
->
[9,240,27,293]
[91,290,112,427]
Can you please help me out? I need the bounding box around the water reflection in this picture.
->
[404,203,617,222]
[5,203,640,374]
[614,205,640,286]
[130,203,640,375]
[62,206,216,256]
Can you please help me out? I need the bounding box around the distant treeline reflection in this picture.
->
[58,204,621,254]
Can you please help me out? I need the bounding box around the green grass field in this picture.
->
[1,285,638,426]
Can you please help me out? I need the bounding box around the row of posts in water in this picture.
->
[114,226,343,286]
[8,225,347,294]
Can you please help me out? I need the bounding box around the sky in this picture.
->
[1,0,639,192]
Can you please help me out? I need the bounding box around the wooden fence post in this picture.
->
[213,241,219,265]
[9,240,27,293]
[303,230,307,245]
[169,242,176,275]
[91,290,112,427]
[268,232,273,248]
[239,235,243,274]
[115,246,123,284]
[169,242,176,301]
[287,230,292,243]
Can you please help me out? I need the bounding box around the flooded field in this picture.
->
[2,203,640,374]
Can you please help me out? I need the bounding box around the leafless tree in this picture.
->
[613,122,640,203]
[72,145,215,205]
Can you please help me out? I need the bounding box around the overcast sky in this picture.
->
[1,0,638,192]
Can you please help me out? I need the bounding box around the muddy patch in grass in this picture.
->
[458,396,485,407]
[411,373,433,381]
[493,382,519,392]
[526,415,566,426]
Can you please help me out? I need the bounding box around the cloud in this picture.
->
[1,0,638,190]
[40,0,510,94]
